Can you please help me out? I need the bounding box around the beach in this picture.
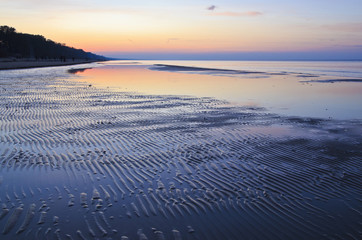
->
[0,62,361,239]
[0,58,103,70]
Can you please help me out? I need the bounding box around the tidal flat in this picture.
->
[0,63,361,239]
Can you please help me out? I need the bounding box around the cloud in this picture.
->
[76,7,139,15]
[322,23,362,32]
[332,44,362,48]
[2,0,77,8]
[167,38,181,43]
[210,11,263,17]
[207,5,217,11]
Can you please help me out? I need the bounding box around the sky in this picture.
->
[1,0,362,60]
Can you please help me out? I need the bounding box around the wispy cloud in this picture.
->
[2,0,78,8]
[207,5,217,11]
[332,44,362,48]
[75,7,139,15]
[321,23,362,32]
[209,11,263,17]
[167,38,181,43]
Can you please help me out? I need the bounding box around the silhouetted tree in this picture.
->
[0,26,107,60]
[0,26,16,34]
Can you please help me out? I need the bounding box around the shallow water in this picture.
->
[0,63,361,240]
[77,60,362,120]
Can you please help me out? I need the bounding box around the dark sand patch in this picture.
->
[296,74,320,78]
[0,59,103,70]
[150,64,264,74]
[301,78,362,83]
[150,64,291,77]
[68,67,93,74]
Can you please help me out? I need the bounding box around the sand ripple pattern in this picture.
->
[0,67,361,239]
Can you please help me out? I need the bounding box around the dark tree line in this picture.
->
[0,26,107,60]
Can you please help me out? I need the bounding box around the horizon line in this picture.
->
[108,58,362,62]
[99,50,362,62]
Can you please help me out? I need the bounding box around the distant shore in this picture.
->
[0,58,107,70]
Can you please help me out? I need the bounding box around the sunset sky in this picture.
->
[1,0,362,60]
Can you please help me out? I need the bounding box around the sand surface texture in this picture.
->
[0,59,99,70]
[0,66,361,239]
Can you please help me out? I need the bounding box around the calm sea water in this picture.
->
[77,60,362,120]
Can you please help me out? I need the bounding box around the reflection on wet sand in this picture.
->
[76,63,362,119]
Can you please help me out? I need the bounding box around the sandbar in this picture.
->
[0,58,105,70]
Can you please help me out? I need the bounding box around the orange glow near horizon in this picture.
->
[51,31,328,54]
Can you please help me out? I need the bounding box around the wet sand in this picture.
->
[0,59,103,70]
[0,66,361,239]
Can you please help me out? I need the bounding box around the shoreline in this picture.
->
[0,59,108,70]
